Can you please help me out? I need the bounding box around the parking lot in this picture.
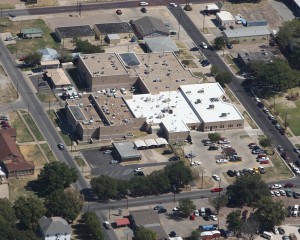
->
[82,148,171,180]
[29,74,52,94]
[184,129,276,187]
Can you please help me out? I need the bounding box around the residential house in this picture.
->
[38,216,72,240]
[21,28,43,38]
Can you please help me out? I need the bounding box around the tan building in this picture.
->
[45,68,72,89]
[216,11,235,27]
[55,25,95,46]
[65,93,148,141]
[94,22,134,44]
[77,53,136,91]
[223,26,270,44]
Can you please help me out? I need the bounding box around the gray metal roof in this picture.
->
[145,37,179,53]
[38,216,72,236]
[113,142,141,159]
[56,25,95,38]
[133,16,169,37]
[95,22,133,34]
[224,26,270,38]
[119,52,141,67]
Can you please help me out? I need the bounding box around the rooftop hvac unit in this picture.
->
[186,91,192,94]
[79,103,84,107]
[208,104,214,109]
[198,89,204,93]
[221,113,227,117]
[195,99,201,104]
[89,119,94,124]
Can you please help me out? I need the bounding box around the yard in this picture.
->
[40,143,57,162]
[19,145,47,166]
[10,111,34,143]
[23,113,44,141]
[2,19,60,57]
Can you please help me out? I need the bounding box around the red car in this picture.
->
[284,183,295,188]
[260,160,269,164]
[1,121,8,125]
[211,188,223,193]
[281,152,289,160]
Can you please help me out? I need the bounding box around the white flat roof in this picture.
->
[180,83,244,123]
[224,26,270,38]
[217,11,235,21]
[125,91,199,132]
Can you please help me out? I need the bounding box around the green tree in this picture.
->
[91,175,119,201]
[23,52,42,66]
[83,212,105,240]
[37,162,78,196]
[226,174,270,207]
[130,175,153,196]
[0,198,16,226]
[259,136,272,148]
[58,49,73,63]
[253,197,287,230]
[209,195,228,215]
[214,36,225,50]
[45,189,83,222]
[179,198,196,217]
[74,38,104,54]
[190,230,200,240]
[165,161,193,188]
[148,170,171,194]
[240,216,260,240]
[208,132,221,142]
[210,65,219,76]
[226,210,243,234]
[135,226,156,240]
[14,196,46,231]
[215,71,232,87]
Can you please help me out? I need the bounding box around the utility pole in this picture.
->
[178,11,182,40]
[203,15,206,32]
[217,179,221,228]
[79,3,82,17]
[284,112,288,129]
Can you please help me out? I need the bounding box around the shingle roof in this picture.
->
[133,16,169,37]
[39,216,72,236]
[21,28,43,34]
[56,25,95,38]
[224,26,270,38]
[94,22,133,34]
[0,132,23,161]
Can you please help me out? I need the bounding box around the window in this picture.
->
[252,39,256,41]
[237,124,242,127]
[220,125,224,128]
[228,124,233,128]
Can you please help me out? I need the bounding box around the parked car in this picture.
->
[169,156,180,161]
[212,174,221,181]
[216,159,227,164]
[278,227,285,235]
[208,146,219,151]
[281,152,289,160]
[258,166,266,174]
[227,43,233,49]
[210,215,217,221]
[185,153,196,158]
[169,2,177,7]
[104,221,112,229]
[293,146,300,153]
[286,189,293,197]
[110,160,118,164]
[116,9,122,15]
[201,42,208,49]
[277,145,284,152]
[139,1,148,5]
[163,149,173,155]
[140,7,147,13]
[260,160,269,164]
[219,25,226,31]
[227,170,235,177]
[103,150,112,154]
[169,231,178,237]
[203,215,210,221]
[270,184,282,189]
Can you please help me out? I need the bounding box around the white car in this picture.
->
[270,184,282,189]
[274,191,280,197]
[216,159,228,164]
[194,210,200,216]
[134,167,143,172]
[104,221,112,229]
[279,190,286,196]
[202,42,208,49]
[169,2,178,7]
[210,215,217,221]
[191,161,201,166]
[254,97,261,102]
[293,168,300,174]
[272,227,279,235]
[139,1,148,6]
[221,144,231,149]
[103,150,112,154]
[212,174,220,181]
[270,190,275,196]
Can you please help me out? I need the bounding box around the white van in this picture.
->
[262,231,273,239]
[200,207,205,216]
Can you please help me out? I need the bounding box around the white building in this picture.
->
[38,216,72,240]
[216,11,235,27]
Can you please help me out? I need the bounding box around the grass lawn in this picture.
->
[0,65,7,76]
[59,132,72,146]
[0,4,15,9]
[19,145,47,166]
[3,19,60,57]
[40,143,57,162]
[10,111,34,143]
[175,40,186,49]
[224,54,234,64]
[192,71,206,80]
[276,101,300,136]
[178,49,194,60]
[8,171,39,202]
[261,155,293,182]
[224,87,239,105]
[37,92,58,103]
[181,60,197,68]
[75,156,87,167]
[23,113,44,141]
[242,111,259,129]
[194,176,214,189]
[0,82,18,104]
[27,0,58,7]
[47,109,59,127]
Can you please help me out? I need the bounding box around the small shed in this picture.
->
[112,142,142,162]
[114,218,130,227]
[106,34,121,44]
[21,28,43,39]
[144,139,158,148]
[216,11,235,27]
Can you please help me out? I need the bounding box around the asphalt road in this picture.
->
[0,40,89,191]
[2,0,216,17]
[169,6,300,169]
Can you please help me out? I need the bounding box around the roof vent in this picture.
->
[208,104,214,109]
